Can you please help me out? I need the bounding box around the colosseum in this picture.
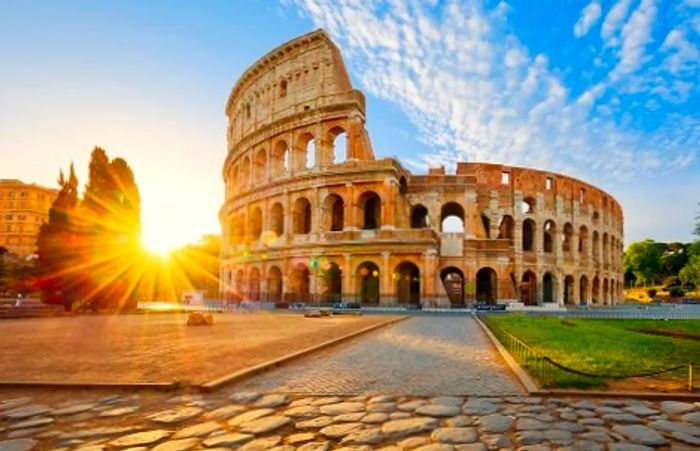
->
[219,30,625,308]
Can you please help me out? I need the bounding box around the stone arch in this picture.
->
[564,275,576,306]
[289,263,310,303]
[279,79,287,98]
[269,202,284,237]
[522,197,536,214]
[579,225,589,254]
[603,233,609,266]
[562,223,574,253]
[441,202,465,232]
[579,275,589,305]
[240,155,251,188]
[249,207,263,241]
[249,267,261,301]
[320,261,342,303]
[356,261,380,305]
[522,218,535,251]
[327,125,347,164]
[395,261,420,305]
[603,278,610,305]
[592,231,600,265]
[543,220,556,253]
[293,197,312,234]
[358,191,381,230]
[235,269,245,301]
[254,148,267,183]
[399,176,408,195]
[295,132,315,171]
[267,266,283,303]
[235,213,246,244]
[498,215,515,242]
[271,140,289,177]
[592,276,601,304]
[543,272,556,303]
[323,194,344,232]
[520,271,537,306]
[440,267,465,305]
[481,213,491,238]
[410,204,429,229]
[476,267,497,304]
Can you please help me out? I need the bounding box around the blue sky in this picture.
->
[0,0,698,248]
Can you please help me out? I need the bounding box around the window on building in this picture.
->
[5,214,12,220]
[546,177,553,190]
[501,172,510,184]
[8,191,15,198]
[20,191,27,198]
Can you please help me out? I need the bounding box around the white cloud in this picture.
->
[610,0,658,79]
[574,1,602,37]
[292,0,697,185]
[601,0,633,46]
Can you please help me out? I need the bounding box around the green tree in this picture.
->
[679,206,700,289]
[623,239,665,285]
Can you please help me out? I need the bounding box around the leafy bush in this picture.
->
[647,288,657,299]
[669,286,685,297]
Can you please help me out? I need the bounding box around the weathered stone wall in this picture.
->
[220,30,624,308]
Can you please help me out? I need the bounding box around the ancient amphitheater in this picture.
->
[219,30,624,308]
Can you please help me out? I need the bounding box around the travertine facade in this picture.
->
[219,30,624,307]
[0,179,57,257]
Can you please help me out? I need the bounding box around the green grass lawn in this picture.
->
[484,315,700,389]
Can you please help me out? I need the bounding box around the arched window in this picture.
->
[306,139,316,169]
[293,197,312,234]
[271,141,289,177]
[320,262,342,303]
[440,267,465,306]
[498,215,515,241]
[328,126,347,163]
[254,148,267,183]
[562,223,574,253]
[521,271,537,305]
[357,261,380,304]
[522,197,535,214]
[593,231,600,265]
[240,156,251,188]
[592,276,600,304]
[323,194,344,231]
[579,226,589,254]
[481,213,491,238]
[267,266,283,303]
[440,202,465,232]
[564,275,575,305]
[249,268,261,302]
[543,220,555,253]
[290,263,310,303]
[476,267,497,304]
[579,276,589,305]
[410,205,429,229]
[522,218,535,251]
[395,262,420,305]
[279,79,287,98]
[295,133,315,172]
[543,273,555,303]
[269,203,284,237]
[359,191,381,230]
[249,207,263,241]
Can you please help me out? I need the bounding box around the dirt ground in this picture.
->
[0,312,401,385]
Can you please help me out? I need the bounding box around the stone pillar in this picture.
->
[381,251,391,305]
[343,253,352,301]
[283,191,292,239]
[345,182,356,230]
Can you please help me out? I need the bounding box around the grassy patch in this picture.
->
[484,315,700,389]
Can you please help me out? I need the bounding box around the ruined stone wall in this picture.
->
[220,30,625,308]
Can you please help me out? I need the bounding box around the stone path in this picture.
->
[235,316,523,396]
[1,390,700,450]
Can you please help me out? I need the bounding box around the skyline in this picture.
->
[1,0,699,250]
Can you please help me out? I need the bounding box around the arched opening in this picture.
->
[476,267,498,304]
[357,261,380,305]
[522,219,535,251]
[579,226,589,254]
[279,79,287,98]
[269,203,284,237]
[235,269,245,301]
[440,267,464,306]
[410,204,429,229]
[481,213,491,238]
[603,233,609,266]
[592,276,600,304]
[522,197,535,214]
[399,176,408,195]
[520,271,537,306]
[271,141,289,177]
[543,273,555,303]
[328,126,347,163]
[563,223,574,253]
[323,194,344,231]
[306,139,316,169]
[254,148,267,183]
[395,262,420,305]
[543,220,556,253]
[236,213,247,243]
[603,278,610,305]
[295,133,315,172]
[249,207,263,241]
[498,215,515,242]
[249,268,261,302]
[293,197,312,234]
[440,202,465,232]
[579,275,589,306]
[593,231,600,265]
[592,211,600,224]
[267,266,283,303]
[564,275,575,306]
[290,263,310,303]
[240,156,251,188]
[320,262,342,303]
[359,191,381,230]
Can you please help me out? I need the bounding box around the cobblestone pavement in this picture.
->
[1,389,700,450]
[235,316,523,397]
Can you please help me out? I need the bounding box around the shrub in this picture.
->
[669,286,685,298]
[647,288,657,299]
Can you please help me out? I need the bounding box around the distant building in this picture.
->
[0,179,58,257]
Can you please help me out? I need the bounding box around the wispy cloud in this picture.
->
[291,0,698,184]
[574,1,602,38]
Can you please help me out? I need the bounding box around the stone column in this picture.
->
[343,253,352,301]
[381,251,391,305]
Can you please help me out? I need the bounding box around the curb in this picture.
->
[473,314,537,394]
[199,315,409,392]
[0,381,180,391]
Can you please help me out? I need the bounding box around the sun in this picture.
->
[141,230,180,256]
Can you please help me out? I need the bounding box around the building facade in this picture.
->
[0,179,57,257]
[219,30,625,307]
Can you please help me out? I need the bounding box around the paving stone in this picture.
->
[397,436,431,449]
[572,400,596,410]
[229,392,261,404]
[150,438,199,451]
[238,435,282,450]
[575,409,595,417]
[559,411,577,421]
[462,400,498,415]
[660,401,696,415]
[607,444,653,451]
[284,405,319,418]
[227,408,274,427]
[147,407,202,424]
[672,431,700,446]
[389,412,411,419]
[445,416,474,427]
[516,418,546,431]
[521,405,547,413]
[579,431,612,442]
[109,430,170,447]
[320,402,365,416]
[254,394,289,408]
[239,415,291,434]
[319,422,364,438]
[0,438,37,451]
[311,397,344,406]
[454,443,487,451]
[518,446,551,451]
[612,424,668,446]
[596,406,622,414]
[580,418,604,425]
[681,411,700,425]
[602,413,641,423]
[203,405,246,420]
[398,400,427,412]
[625,405,659,416]
[647,419,700,436]
[98,406,139,417]
[416,404,462,417]
[431,427,477,444]
[341,427,384,445]
[413,445,454,451]
[296,442,331,451]
[296,416,334,429]
[8,417,54,430]
[3,405,51,420]
[201,432,253,448]
[430,396,464,406]
[334,412,366,422]
[289,398,314,407]
[369,395,394,404]
[0,398,32,411]
[381,417,440,438]
[543,429,573,445]
[6,427,48,439]
[361,412,388,423]
[550,421,586,433]
[367,402,396,413]
[288,432,316,444]
[58,426,143,441]
[481,433,512,449]
[516,430,544,445]
[562,440,604,451]
[172,421,222,438]
[478,413,513,433]
[52,403,96,416]
[534,413,556,422]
